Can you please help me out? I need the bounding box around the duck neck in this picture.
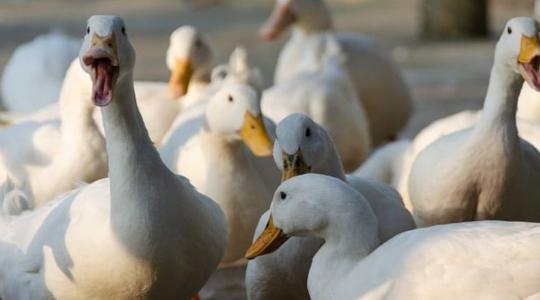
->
[100,72,178,217]
[476,63,522,134]
[313,139,347,182]
[58,77,100,146]
[309,209,380,298]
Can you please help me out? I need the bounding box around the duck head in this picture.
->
[497,17,540,91]
[80,15,135,107]
[205,83,273,156]
[167,26,214,98]
[245,174,378,259]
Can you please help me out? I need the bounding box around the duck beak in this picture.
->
[281,149,311,181]
[518,35,540,91]
[245,216,289,259]
[259,0,298,41]
[82,32,119,107]
[240,112,273,157]
[169,58,193,98]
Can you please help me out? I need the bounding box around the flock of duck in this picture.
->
[1,0,540,299]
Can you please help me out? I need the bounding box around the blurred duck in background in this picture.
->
[261,37,371,172]
[0,32,80,113]
[260,0,413,147]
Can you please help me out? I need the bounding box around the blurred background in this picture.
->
[0,0,533,298]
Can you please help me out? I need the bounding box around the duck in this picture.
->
[159,47,266,168]
[0,32,80,112]
[260,0,413,146]
[244,113,414,300]
[0,15,227,299]
[250,173,540,300]
[408,17,540,226]
[172,82,278,264]
[261,39,371,172]
[0,58,106,213]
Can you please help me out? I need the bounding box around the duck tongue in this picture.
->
[522,62,540,91]
[93,59,114,106]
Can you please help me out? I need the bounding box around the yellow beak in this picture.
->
[518,35,540,64]
[245,215,289,259]
[169,58,193,98]
[281,149,311,181]
[240,112,273,157]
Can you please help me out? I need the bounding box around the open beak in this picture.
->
[281,149,311,181]
[259,1,297,41]
[169,58,193,98]
[240,112,273,157]
[245,216,289,259]
[82,33,120,107]
[518,34,540,92]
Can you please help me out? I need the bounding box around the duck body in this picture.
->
[179,131,273,263]
[1,32,80,112]
[275,29,412,145]
[335,221,540,300]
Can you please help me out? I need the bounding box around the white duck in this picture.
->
[159,47,266,168]
[409,17,540,226]
[0,15,226,299]
[245,114,414,300]
[173,83,278,263]
[261,0,413,146]
[1,32,80,112]
[0,59,106,213]
[256,174,540,300]
[261,39,371,172]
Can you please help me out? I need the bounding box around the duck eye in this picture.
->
[121,26,126,35]
[86,27,90,34]
[305,127,311,137]
[280,191,287,200]
[507,27,512,34]
[228,95,234,102]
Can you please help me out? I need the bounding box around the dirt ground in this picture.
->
[0,0,534,298]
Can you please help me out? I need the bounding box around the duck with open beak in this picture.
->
[245,147,311,259]
[518,34,540,91]
[82,32,120,107]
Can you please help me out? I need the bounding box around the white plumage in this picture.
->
[1,32,80,112]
